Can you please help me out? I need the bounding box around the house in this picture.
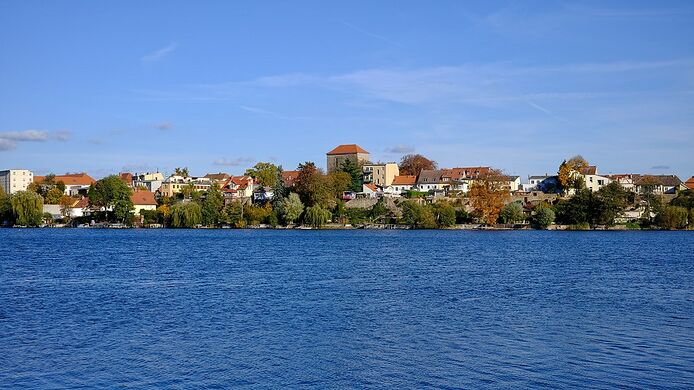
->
[34,173,96,196]
[220,175,255,202]
[415,170,447,192]
[505,176,521,192]
[363,163,399,187]
[133,172,164,193]
[204,172,231,184]
[685,176,694,190]
[131,190,157,215]
[0,169,33,194]
[326,144,369,173]
[361,183,381,198]
[281,170,300,188]
[253,187,274,203]
[522,175,558,192]
[440,167,490,182]
[606,174,637,192]
[577,166,612,192]
[634,175,685,195]
[42,197,90,220]
[384,175,417,196]
[119,172,133,187]
[159,175,212,197]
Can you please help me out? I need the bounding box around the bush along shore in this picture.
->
[2,159,693,231]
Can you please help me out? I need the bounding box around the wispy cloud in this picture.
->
[142,42,178,63]
[651,165,670,170]
[153,121,174,131]
[54,130,72,141]
[0,130,50,141]
[213,157,254,167]
[384,144,415,154]
[0,139,15,151]
[240,105,278,116]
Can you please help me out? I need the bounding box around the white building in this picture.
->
[0,169,34,194]
[133,172,164,193]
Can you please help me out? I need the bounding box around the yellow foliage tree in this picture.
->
[468,169,511,225]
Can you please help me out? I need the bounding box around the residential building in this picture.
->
[326,144,369,173]
[685,176,694,190]
[0,169,33,194]
[522,175,558,192]
[220,176,255,201]
[361,183,381,198]
[384,175,417,196]
[440,167,490,182]
[363,162,399,187]
[204,172,231,184]
[133,172,164,193]
[42,197,91,220]
[634,175,685,195]
[159,175,212,197]
[131,190,158,215]
[34,173,96,196]
[253,187,274,203]
[505,176,522,192]
[281,170,300,188]
[119,172,133,187]
[415,170,447,192]
[577,166,612,192]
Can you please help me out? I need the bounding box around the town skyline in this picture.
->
[1,1,693,179]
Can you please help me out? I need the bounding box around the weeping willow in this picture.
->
[303,205,331,228]
[11,191,44,227]
[171,202,202,228]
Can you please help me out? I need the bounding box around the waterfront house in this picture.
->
[0,169,33,194]
[131,190,157,215]
[326,144,369,173]
[159,175,212,197]
[577,166,612,192]
[34,173,96,196]
[384,175,417,196]
[634,175,685,195]
[42,197,90,220]
[415,170,447,192]
[253,187,274,203]
[220,175,255,202]
[363,162,399,187]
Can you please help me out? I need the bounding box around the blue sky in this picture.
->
[1,0,693,179]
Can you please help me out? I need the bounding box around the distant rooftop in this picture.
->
[326,144,369,155]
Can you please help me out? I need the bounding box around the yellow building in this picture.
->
[363,163,399,187]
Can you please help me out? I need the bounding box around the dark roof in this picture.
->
[416,170,443,184]
[635,175,683,187]
[578,166,597,175]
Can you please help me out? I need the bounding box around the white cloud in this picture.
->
[0,130,50,141]
[142,42,178,63]
[0,139,16,151]
[384,144,415,154]
[213,157,254,167]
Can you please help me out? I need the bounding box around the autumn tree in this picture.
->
[398,154,437,176]
[558,155,589,193]
[327,171,352,198]
[468,169,511,225]
[245,162,281,188]
[295,162,330,207]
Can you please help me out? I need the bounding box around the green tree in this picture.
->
[174,167,189,177]
[499,202,525,223]
[244,203,272,226]
[201,184,224,226]
[245,162,281,188]
[400,201,436,229]
[88,175,133,222]
[277,192,304,225]
[656,206,688,230]
[671,189,694,209]
[594,182,630,226]
[10,191,44,226]
[171,202,202,228]
[226,201,245,228]
[304,205,331,228]
[533,208,555,229]
[338,158,363,192]
[369,199,388,223]
[295,162,330,207]
[0,188,13,224]
[44,187,63,204]
[433,202,456,227]
[327,171,352,198]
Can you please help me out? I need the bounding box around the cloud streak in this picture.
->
[213,157,254,167]
[384,144,415,154]
[142,42,178,62]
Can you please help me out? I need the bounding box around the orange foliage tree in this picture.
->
[468,169,511,225]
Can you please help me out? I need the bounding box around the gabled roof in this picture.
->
[391,175,417,185]
[440,167,490,180]
[363,183,379,192]
[417,169,443,184]
[578,166,597,175]
[119,172,133,184]
[73,197,90,209]
[686,176,694,190]
[131,190,157,206]
[204,172,230,181]
[326,144,369,155]
[35,173,96,186]
[281,170,300,187]
[635,175,683,187]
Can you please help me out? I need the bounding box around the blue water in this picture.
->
[1,230,693,389]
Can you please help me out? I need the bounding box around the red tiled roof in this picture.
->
[440,167,490,180]
[326,144,369,155]
[130,190,157,206]
[391,175,417,185]
[119,172,133,184]
[364,183,378,192]
[34,173,96,186]
[73,197,90,208]
[281,170,300,186]
[686,176,694,190]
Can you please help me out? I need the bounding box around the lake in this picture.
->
[1,229,693,388]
